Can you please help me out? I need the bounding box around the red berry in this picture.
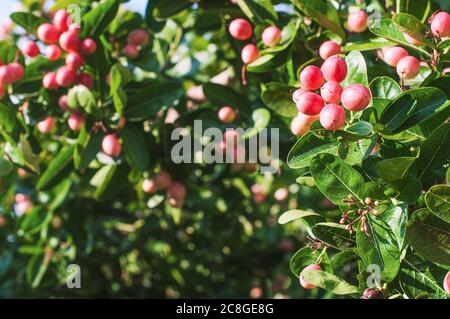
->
[80,38,97,56]
[76,73,94,89]
[320,104,346,131]
[167,182,186,208]
[8,63,25,82]
[292,88,308,104]
[300,66,324,90]
[43,72,59,90]
[241,44,260,64]
[45,44,62,61]
[58,94,70,111]
[347,10,369,33]
[37,116,56,134]
[431,11,450,38]
[290,113,319,136]
[403,33,424,46]
[321,56,347,83]
[362,288,384,299]
[396,56,420,79]
[102,134,122,157]
[229,18,253,41]
[300,264,322,289]
[59,31,80,53]
[218,106,236,123]
[383,46,408,67]
[22,41,40,57]
[341,84,371,112]
[128,29,150,47]
[296,92,325,116]
[56,66,76,87]
[444,271,450,295]
[37,23,60,44]
[261,26,282,47]
[122,43,139,59]
[319,40,342,60]
[155,171,172,189]
[53,10,70,32]
[65,52,84,70]
[142,179,157,193]
[68,112,84,131]
[321,81,342,103]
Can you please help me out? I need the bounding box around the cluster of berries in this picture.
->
[142,170,187,208]
[0,60,25,99]
[121,28,150,59]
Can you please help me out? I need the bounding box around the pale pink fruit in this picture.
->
[56,66,76,87]
[53,10,70,32]
[261,26,282,47]
[15,193,29,203]
[122,43,139,59]
[37,116,56,134]
[274,188,289,201]
[102,134,122,157]
[300,264,322,289]
[320,104,346,130]
[292,88,308,104]
[68,112,84,131]
[319,40,342,60]
[290,113,318,136]
[59,31,80,53]
[8,63,25,82]
[396,56,420,79]
[321,81,342,103]
[22,41,40,57]
[45,44,62,61]
[431,11,450,38]
[142,178,157,193]
[383,46,408,67]
[321,56,348,83]
[155,171,172,189]
[37,23,60,44]
[444,271,450,295]
[347,10,369,33]
[43,72,58,90]
[128,29,149,47]
[65,52,84,70]
[341,84,371,112]
[218,106,236,123]
[300,65,324,90]
[229,18,253,40]
[80,38,97,55]
[296,92,325,116]
[58,95,70,111]
[15,199,33,215]
[241,44,260,64]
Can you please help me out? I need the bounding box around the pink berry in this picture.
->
[43,72,59,90]
[122,43,139,59]
[37,23,60,44]
[102,134,122,157]
[45,44,62,61]
[8,63,25,82]
[320,104,347,131]
[68,112,84,131]
[58,95,70,111]
[341,84,371,112]
[22,41,40,57]
[155,171,172,189]
[274,188,289,201]
[76,73,94,89]
[142,178,157,193]
[37,116,56,134]
[444,271,450,295]
[383,46,408,67]
[347,10,369,33]
[223,130,240,146]
[319,40,342,60]
[68,23,81,35]
[0,66,13,86]
[403,33,424,46]
[53,10,70,32]
[261,26,282,47]
[65,52,84,70]
[56,66,76,87]
[296,92,324,116]
[321,81,342,103]
[15,193,29,203]
[431,11,450,38]
[128,29,150,47]
[167,182,186,207]
[59,31,80,53]
[229,18,253,41]
[300,66,324,90]
[300,264,322,289]
[218,106,236,123]
[241,44,260,64]
[292,88,308,104]
[321,56,348,83]
[80,38,97,56]
[290,113,318,136]
[396,56,420,79]
[15,199,33,215]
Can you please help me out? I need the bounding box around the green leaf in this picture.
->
[10,12,46,34]
[380,88,447,134]
[300,270,359,295]
[121,123,150,171]
[0,103,16,133]
[386,177,422,204]
[375,157,416,182]
[357,214,401,282]
[425,185,450,223]
[241,108,271,139]
[416,123,450,182]
[153,0,190,19]
[396,0,431,22]
[67,85,96,114]
[310,153,365,204]
[406,208,450,266]
[235,0,277,24]
[343,40,396,52]
[311,222,356,251]
[381,204,408,250]
[20,207,52,235]
[81,0,121,37]
[288,132,339,169]
[370,76,401,99]
[291,0,345,39]
[342,51,369,87]
[36,145,75,191]
[75,130,103,169]
[261,82,297,117]
[278,209,321,224]
[392,13,434,48]
[90,164,130,201]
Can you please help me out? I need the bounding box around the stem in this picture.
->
[315,246,328,265]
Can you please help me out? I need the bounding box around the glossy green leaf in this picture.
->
[10,12,46,34]
[300,270,359,295]
[288,133,339,169]
[261,82,297,117]
[392,13,434,48]
[425,184,450,223]
[121,123,150,171]
[81,0,121,37]
[375,157,416,182]
[370,76,401,99]
[342,51,369,87]
[36,145,75,191]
